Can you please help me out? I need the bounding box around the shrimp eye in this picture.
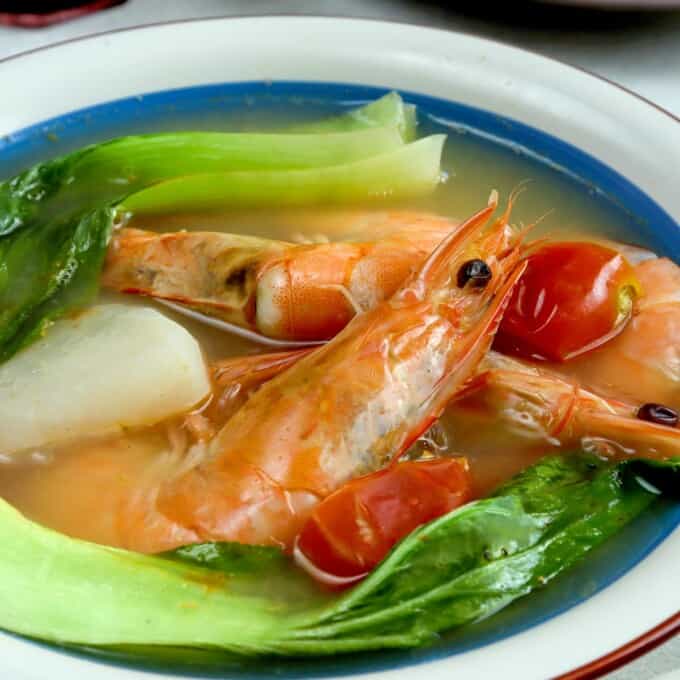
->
[637,403,679,427]
[457,259,492,289]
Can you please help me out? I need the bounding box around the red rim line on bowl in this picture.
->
[557,611,680,679]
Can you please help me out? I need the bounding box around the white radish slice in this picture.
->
[0,304,210,454]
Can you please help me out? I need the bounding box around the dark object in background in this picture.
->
[0,0,126,27]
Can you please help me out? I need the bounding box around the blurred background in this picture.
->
[0,1,678,679]
[0,0,679,115]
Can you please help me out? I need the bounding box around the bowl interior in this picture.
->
[1,80,678,678]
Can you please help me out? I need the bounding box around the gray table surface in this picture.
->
[0,1,679,678]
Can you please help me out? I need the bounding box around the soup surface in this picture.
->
[0,94,655,549]
[0,85,678,674]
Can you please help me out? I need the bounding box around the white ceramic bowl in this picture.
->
[0,16,678,680]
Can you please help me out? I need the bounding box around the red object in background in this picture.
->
[0,0,125,27]
[295,457,472,585]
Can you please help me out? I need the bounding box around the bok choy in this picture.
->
[0,93,442,363]
[0,93,417,239]
[119,136,445,216]
[289,90,417,140]
[0,454,675,658]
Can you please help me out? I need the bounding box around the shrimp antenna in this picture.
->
[517,208,555,250]
[487,189,499,208]
[509,179,533,207]
[157,300,325,349]
[532,208,554,228]
[495,180,532,230]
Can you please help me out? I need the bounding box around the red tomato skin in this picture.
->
[494,242,641,362]
[296,458,471,581]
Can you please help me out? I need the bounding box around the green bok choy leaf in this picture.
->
[119,135,445,215]
[0,454,675,658]
[0,93,439,363]
[0,93,416,240]
[289,91,418,140]
[0,127,405,239]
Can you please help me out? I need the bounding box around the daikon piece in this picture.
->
[0,304,210,453]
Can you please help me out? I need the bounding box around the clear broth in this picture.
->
[0,104,648,549]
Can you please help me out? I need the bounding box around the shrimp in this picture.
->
[117,199,524,552]
[550,255,680,411]
[192,344,680,464]
[183,349,314,441]
[451,351,680,460]
[102,212,460,341]
[187,249,680,461]
[185,347,446,456]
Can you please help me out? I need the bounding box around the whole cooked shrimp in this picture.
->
[102,212,459,341]
[118,198,524,552]
[186,245,680,462]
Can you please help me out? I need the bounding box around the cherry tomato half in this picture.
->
[494,242,642,362]
[294,458,471,585]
